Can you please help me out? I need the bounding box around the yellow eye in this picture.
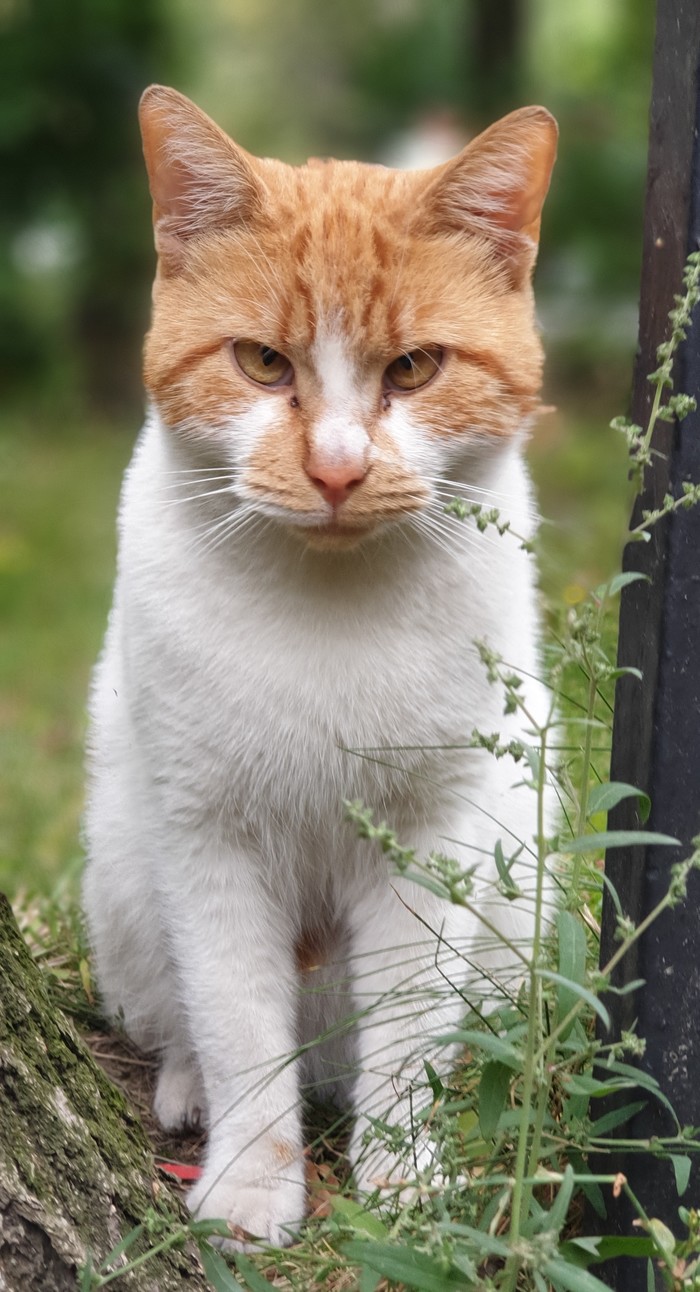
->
[384,346,443,392]
[233,340,294,387]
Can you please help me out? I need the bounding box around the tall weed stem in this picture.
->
[504,723,550,1282]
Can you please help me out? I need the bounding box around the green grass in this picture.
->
[529,403,630,606]
[0,413,134,893]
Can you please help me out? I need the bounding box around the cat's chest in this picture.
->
[141,548,479,737]
[123,525,494,818]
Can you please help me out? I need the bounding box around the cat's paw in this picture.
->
[153,1056,207,1131]
[188,1168,306,1250]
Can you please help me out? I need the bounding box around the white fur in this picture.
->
[307,327,375,482]
[83,392,552,1248]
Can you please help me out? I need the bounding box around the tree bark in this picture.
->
[0,894,209,1291]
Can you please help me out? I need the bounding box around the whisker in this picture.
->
[409,514,461,563]
[159,468,236,476]
[431,490,537,524]
[159,484,239,507]
[186,502,261,558]
[412,506,506,560]
[429,475,536,506]
[158,474,238,490]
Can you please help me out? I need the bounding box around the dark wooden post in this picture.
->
[600,0,700,1283]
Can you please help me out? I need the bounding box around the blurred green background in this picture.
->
[1,0,654,894]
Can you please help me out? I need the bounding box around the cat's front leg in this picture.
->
[160,841,306,1249]
[346,873,469,1195]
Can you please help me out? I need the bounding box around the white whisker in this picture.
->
[431,478,539,516]
[158,474,238,489]
[159,483,239,507]
[160,468,236,476]
[412,504,509,561]
[186,502,262,558]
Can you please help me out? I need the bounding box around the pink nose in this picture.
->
[305,458,367,508]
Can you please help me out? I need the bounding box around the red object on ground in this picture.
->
[158,1161,203,1181]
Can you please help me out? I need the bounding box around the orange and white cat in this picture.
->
[83,86,557,1247]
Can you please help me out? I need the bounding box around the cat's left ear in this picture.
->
[415,106,558,281]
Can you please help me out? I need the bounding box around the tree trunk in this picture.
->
[0,894,209,1291]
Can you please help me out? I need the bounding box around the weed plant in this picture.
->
[78,253,700,1291]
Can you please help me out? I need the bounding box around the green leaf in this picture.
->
[535,969,610,1031]
[359,1269,381,1292]
[494,839,521,898]
[646,1218,677,1263]
[99,1224,144,1273]
[579,1177,606,1220]
[561,1090,590,1125]
[341,1241,473,1290]
[601,1060,680,1125]
[79,1257,95,1291]
[589,1100,647,1135]
[601,872,624,917]
[565,1074,635,1098]
[424,1059,444,1102]
[457,1108,479,1137]
[400,869,452,902]
[608,666,643,682]
[586,782,651,823]
[478,1060,512,1139]
[522,744,541,779]
[542,1256,617,1292]
[604,977,646,997]
[233,1252,279,1292]
[670,1154,692,1196]
[562,1235,656,1264]
[556,910,587,1038]
[199,1243,246,1292]
[559,1237,601,1264]
[544,1164,575,1237]
[330,1194,389,1239]
[595,570,650,599]
[437,1029,522,1068]
[566,830,679,853]
[602,1058,659,1087]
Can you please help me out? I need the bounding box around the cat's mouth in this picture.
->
[299,518,379,551]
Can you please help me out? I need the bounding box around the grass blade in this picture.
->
[342,1241,474,1290]
[199,1243,246,1292]
[478,1060,512,1140]
[556,910,587,1038]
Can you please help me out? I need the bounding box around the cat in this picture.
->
[82,84,557,1249]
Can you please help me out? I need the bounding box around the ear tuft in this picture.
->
[416,106,558,278]
[139,85,265,269]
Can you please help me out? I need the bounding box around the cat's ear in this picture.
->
[415,106,557,281]
[139,85,265,271]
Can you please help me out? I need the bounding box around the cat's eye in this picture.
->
[232,340,294,388]
[384,346,443,392]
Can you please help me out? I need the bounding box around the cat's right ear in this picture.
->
[139,86,265,273]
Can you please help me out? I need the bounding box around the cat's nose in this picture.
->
[305,456,368,508]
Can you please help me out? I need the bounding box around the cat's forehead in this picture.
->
[221,156,491,357]
[281,154,415,213]
[274,160,409,348]
[264,156,417,264]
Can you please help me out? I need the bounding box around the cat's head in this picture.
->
[140,87,557,550]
